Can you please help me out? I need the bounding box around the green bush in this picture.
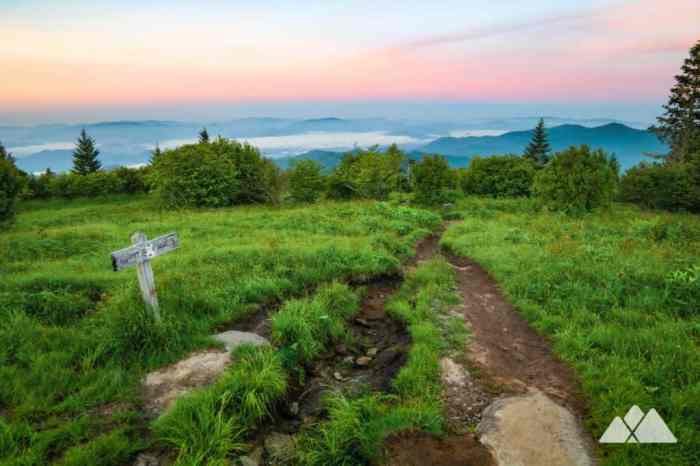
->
[36,168,148,199]
[620,161,699,212]
[460,155,535,197]
[411,155,458,205]
[327,145,407,200]
[533,145,618,213]
[150,138,280,208]
[288,159,325,203]
[0,156,21,225]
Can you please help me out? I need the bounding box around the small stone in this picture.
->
[289,402,300,416]
[355,356,372,367]
[212,330,269,352]
[343,356,354,364]
[333,371,344,381]
[239,447,263,466]
[133,453,159,466]
[264,433,296,463]
[355,318,371,327]
[366,347,379,356]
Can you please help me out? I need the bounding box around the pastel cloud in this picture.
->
[1,0,698,114]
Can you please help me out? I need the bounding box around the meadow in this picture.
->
[442,197,700,466]
[0,195,440,465]
[1,194,699,465]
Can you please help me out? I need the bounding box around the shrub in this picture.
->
[620,161,699,212]
[150,138,280,208]
[533,145,618,213]
[40,169,148,199]
[288,159,325,203]
[327,145,407,200]
[0,156,21,225]
[411,155,458,205]
[460,155,535,197]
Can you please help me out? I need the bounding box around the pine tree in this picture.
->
[651,40,700,162]
[199,128,210,144]
[150,143,162,164]
[71,129,101,175]
[0,142,14,163]
[523,118,551,167]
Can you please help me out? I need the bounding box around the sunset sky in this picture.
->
[2,0,698,124]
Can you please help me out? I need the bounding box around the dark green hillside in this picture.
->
[421,123,667,169]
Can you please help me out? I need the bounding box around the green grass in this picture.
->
[0,195,440,465]
[442,197,700,466]
[296,258,467,465]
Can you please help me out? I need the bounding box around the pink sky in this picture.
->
[1,0,698,115]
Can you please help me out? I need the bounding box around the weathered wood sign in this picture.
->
[110,232,178,320]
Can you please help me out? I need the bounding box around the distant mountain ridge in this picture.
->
[9,120,664,173]
[276,123,666,171]
[419,122,665,169]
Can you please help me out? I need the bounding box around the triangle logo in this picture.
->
[599,406,677,444]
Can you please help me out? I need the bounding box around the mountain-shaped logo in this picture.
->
[599,405,677,443]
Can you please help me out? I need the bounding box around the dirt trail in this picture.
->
[385,225,596,466]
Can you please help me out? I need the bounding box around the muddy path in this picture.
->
[442,252,587,413]
[384,224,596,466]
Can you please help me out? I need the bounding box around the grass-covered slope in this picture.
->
[0,196,439,465]
[442,197,700,466]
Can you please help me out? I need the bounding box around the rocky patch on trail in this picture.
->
[142,331,269,416]
[440,357,492,431]
[478,389,595,466]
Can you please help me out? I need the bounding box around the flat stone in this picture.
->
[212,330,269,352]
[143,350,231,416]
[133,453,159,466]
[333,371,344,381]
[264,433,296,464]
[367,347,379,356]
[478,389,594,466]
[440,357,467,387]
[239,447,263,466]
[355,356,372,367]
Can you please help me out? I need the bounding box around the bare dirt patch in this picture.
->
[384,431,496,466]
[443,252,587,415]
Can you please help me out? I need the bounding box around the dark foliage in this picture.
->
[620,159,700,212]
[288,159,325,203]
[0,142,21,225]
[533,145,618,213]
[327,145,407,200]
[460,155,535,198]
[650,40,700,162]
[410,155,458,205]
[71,129,102,175]
[523,118,551,167]
[150,137,280,208]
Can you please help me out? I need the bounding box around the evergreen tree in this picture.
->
[0,142,14,163]
[71,129,101,175]
[523,118,551,167]
[199,128,210,144]
[150,143,162,164]
[651,40,700,162]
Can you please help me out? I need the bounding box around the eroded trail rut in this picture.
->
[142,224,596,465]
[385,226,596,466]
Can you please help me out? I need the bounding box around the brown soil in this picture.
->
[383,431,496,466]
[443,251,587,414]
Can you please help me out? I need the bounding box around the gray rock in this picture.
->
[289,402,300,416]
[366,347,379,356]
[239,446,263,466]
[478,389,595,466]
[333,371,344,381]
[133,453,159,466]
[264,433,296,464]
[212,330,269,352]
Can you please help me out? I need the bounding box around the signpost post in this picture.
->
[110,231,179,321]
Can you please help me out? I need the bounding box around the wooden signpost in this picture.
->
[110,232,179,321]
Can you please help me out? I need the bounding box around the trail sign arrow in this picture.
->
[110,232,179,320]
